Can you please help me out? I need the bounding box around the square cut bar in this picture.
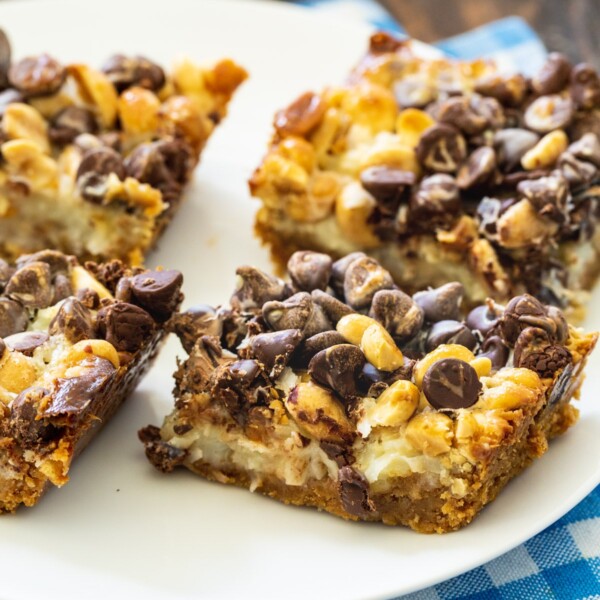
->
[140,250,597,533]
[0,29,247,265]
[250,32,600,321]
[0,249,183,512]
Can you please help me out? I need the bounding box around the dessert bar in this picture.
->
[0,250,182,511]
[140,251,596,532]
[251,33,600,319]
[0,29,247,264]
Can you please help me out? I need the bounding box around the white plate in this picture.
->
[1,1,599,598]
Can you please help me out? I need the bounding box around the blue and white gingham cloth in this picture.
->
[287,1,600,597]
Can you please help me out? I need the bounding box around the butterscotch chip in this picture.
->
[139,251,598,533]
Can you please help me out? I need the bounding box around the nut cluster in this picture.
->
[251,32,600,304]
[173,251,573,460]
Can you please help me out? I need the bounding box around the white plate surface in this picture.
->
[1,1,599,598]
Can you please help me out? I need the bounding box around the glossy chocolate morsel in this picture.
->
[4,331,48,356]
[422,358,481,410]
[413,282,464,323]
[96,302,155,353]
[426,320,477,352]
[287,251,332,292]
[102,54,166,92]
[8,53,66,96]
[338,466,375,519]
[309,344,366,400]
[49,297,95,344]
[130,269,183,322]
[249,329,303,375]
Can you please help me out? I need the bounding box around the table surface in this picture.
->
[383,0,600,67]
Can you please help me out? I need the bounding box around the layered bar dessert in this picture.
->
[0,28,247,264]
[251,33,600,319]
[140,251,597,533]
[0,249,183,511]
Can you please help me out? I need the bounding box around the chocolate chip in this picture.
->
[359,166,415,214]
[287,251,332,292]
[478,335,509,370]
[524,94,574,134]
[124,139,193,200]
[171,305,222,354]
[475,74,527,107]
[249,329,303,375]
[102,54,165,92]
[517,173,569,223]
[546,305,569,344]
[274,92,326,137]
[76,147,126,203]
[360,360,414,396]
[0,298,28,338]
[0,29,11,89]
[8,54,66,96]
[139,425,188,473]
[416,124,467,173]
[466,303,503,336]
[129,269,182,322]
[423,358,481,410]
[330,252,366,297]
[570,63,600,110]
[96,301,155,352]
[77,288,100,310]
[49,297,94,343]
[494,128,540,171]
[438,96,488,135]
[9,387,60,449]
[343,256,394,310]
[44,356,116,417]
[309,344,365,400]
[457,147,497,190]
[263,292,314,332]
[338,466,375,519]
[296,330,347,366]
[500,294,547,344]
[426,320,477,352]
[568,133,600,167]
[369,289,423,341]
[558,152,598,186]
[413,282,463,323]
[49,106,98,145]
[231,266,288,310]
[410,174,460,224]
[5,262,53,308]
[0,337,5,359]
[311,289,353,324]
[513,326,572,378]
[17,249,70,276]
[532,53,572,95]
[4,331,48,356]
[52,273,74,303]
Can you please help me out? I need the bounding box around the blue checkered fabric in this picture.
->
[286,1,600,597]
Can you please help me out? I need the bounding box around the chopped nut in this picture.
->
[158,95,208,153]
[67,339,120,369]
[405,412,454,457]
[478,379,539,411]
[470,356,492,378]
[2,103,50,153]
[117,86,160,135]
[70,265,113,299]
[1,139,58,192]
[360,323,404,372]
[335,182,380,247]
[68,64,119,128]
[337,313,378,346]
[395,108,435,149]
[0,351,38,393]
[496,199,559,249]
[284,381,355,443]
[104,175,165,218]
[368,379,419,427]
[275,92,326,137]
[341,81,397,134]
[276,136,316,173]
[520,129,568,170]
